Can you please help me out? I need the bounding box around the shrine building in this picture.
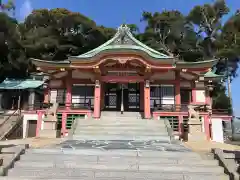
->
[30,25,230,140]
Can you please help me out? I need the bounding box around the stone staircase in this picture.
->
[0,111,229,179]
[72,111,170,141]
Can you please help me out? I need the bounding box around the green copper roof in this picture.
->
[204,70,224,78]
[69,24,174,60]
[0,79,45,89]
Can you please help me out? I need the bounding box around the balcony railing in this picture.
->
[23,100,92,111]
[152,103,232,115]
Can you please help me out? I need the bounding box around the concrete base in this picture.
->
[188,118,206,141]
[42,121,57,130]
[38,129,58,138]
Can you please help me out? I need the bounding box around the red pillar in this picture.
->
[175,71,181,110]
[61,112,67,136]
[65,71,72,110]
[36,111,43,137]
[204,115,210,140]
[140,82,144,111]
[93,80,101,118]
[144,80,151,119]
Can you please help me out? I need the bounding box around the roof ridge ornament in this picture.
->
[118,24,130,33]
[113,24,133,45]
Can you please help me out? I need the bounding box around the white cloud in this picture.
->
[19,0,33,20]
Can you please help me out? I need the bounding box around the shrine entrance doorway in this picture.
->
[104,83,140,112]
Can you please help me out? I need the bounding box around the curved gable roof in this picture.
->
[69,24,174,60]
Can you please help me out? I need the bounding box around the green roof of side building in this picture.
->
[204,70,224,78]
[0,79,45,90]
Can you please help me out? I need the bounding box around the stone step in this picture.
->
[75,124,166,129]
[100,112,142,117]
[26,149,200,158]
[19,153,218,165]
[12,163,224,173]
[71,135,170,141]
[73,130,168,136]
[4,169,230,180]
[76,120,165,125]
[21,153,203,161]
[7,166,224,176]
[0,175,230,180]
[77,124,166,131]
[15,158,219,167]
[78,117,161,121]
[100,115,143,118]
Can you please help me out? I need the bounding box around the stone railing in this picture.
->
[212,148,239,180]
[67,116,79,138]
[0,144,29,176]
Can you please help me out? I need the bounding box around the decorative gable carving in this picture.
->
[111,25,136,45]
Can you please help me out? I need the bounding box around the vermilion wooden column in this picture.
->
[36,111,43,137]
[100,82,105,110]
[204,115,211,140]
[175,71,181,111]
[144,80,151,119]
[93,80,101,118]
[61,112,67,136]
[65,71,72,110]
[140,82,144,111]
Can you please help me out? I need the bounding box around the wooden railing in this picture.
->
[24,100,92,111]
[152,102,232,115]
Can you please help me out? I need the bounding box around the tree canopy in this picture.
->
[0,0,239,110]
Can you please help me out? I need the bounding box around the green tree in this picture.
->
[0,12,27,81]
[139,10,202,61]
[139,1,238,110]
[21,8,115,61]
[187,0,239,110]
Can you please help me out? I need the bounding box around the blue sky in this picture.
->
[8,0,240,115]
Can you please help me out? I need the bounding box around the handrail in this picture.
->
[0,109,22,140]
[0,109,19,129]
[25,101,92,111]
[162,118,174,141]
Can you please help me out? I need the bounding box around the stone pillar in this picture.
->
[175,71,181,111]
[28,89,35,110]
[144,80,151,119]
[93,80,101,118]
[65,71,72,110]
